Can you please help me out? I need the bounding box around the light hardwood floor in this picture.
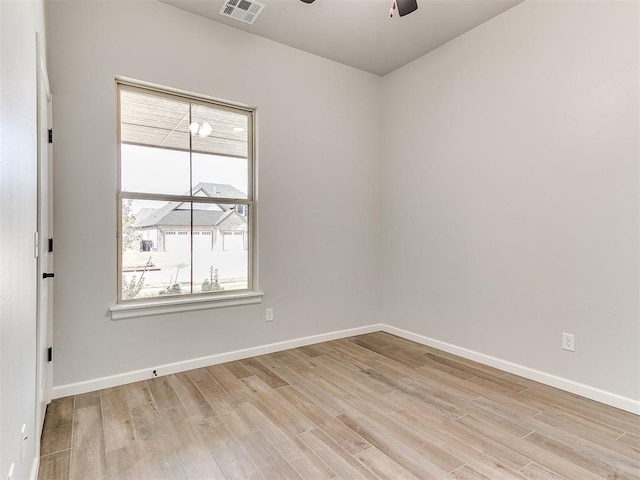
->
[38,332,640,479]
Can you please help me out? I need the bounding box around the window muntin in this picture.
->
[117,83,254,303]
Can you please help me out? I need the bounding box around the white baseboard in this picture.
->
[29,456,39,480]
[381,324,640,415]
[52,324,383,398]
[53,322,639,415]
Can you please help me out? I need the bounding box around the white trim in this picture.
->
[52,324,383,398]
[380,325,640,415]
[115,76,255,112]
[36,32,51,102]
[110,290,264,319]
[52,323,639,415]
[29,456,39,480]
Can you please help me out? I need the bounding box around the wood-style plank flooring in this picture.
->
[38,332,640,479]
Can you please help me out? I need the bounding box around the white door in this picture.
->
[35,33,53,445]
[193,231,213,251]
[223,231,244,251]
[165,231,190,251]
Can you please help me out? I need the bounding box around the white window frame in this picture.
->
[110,80,262,319]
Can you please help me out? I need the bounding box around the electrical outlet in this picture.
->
[265,308,274,322]
[562,333,575,352]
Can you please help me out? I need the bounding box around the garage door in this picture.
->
[193,231,213,251]
[165,231,213,251]
[164,231,190,252]
[223,231,244,251]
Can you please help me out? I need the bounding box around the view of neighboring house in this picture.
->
[133,182,248,252]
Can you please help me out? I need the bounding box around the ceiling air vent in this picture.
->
[219,0,265,25]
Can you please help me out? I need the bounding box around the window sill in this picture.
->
[110,291,264,320]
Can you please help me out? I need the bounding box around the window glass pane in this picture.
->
[192,153,248,200]
[120,89,190,195]
[189,104,248,158]
[121,198,192,299]
[190,103,249,198]
[118,84,253,304]
[121,145,191,195]
[193,202,249,293]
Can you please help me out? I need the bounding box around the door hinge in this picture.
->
[48,238,54,253]
[47,347,53,362]
[48,129,53,144]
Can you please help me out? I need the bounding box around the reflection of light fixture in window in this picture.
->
[199,122,212,137]
[233,127,245,132]
[189,121,212,138]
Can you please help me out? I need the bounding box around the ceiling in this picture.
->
[159,0,524,76]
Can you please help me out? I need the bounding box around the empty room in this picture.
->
[1,0,638,478]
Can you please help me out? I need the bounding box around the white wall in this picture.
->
[47,0,639,409]
[0,0,46,477]
[46,1,382,387]
[381,0,639,401]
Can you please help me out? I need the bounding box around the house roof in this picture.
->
[195,182,246,199]
[134,208,157,225]
[151,209,226,227]
[133,183,246,229]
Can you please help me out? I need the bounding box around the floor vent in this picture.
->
[219,0,265,25]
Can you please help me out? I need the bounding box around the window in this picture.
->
[117,82,255,304]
